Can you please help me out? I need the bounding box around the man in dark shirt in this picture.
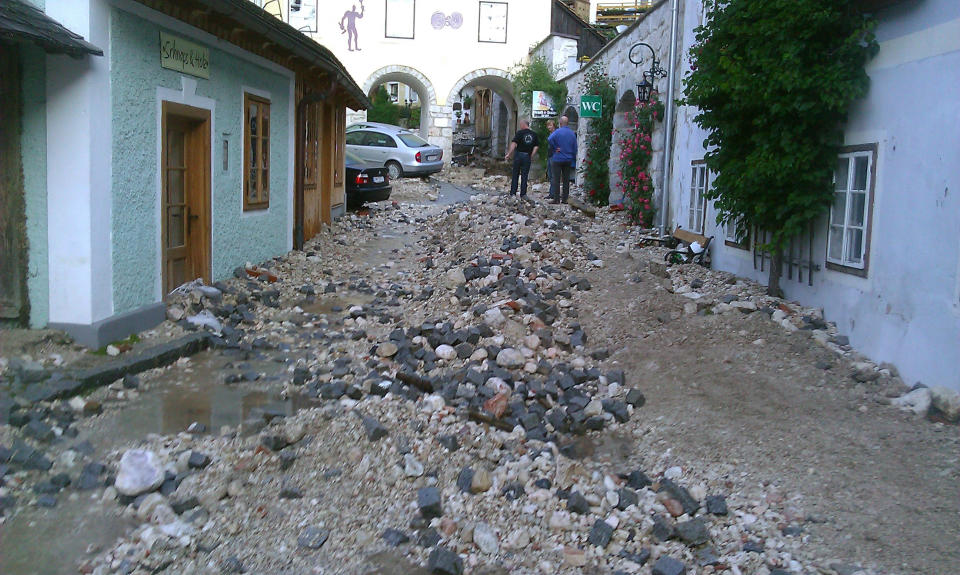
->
[505,119,539,199]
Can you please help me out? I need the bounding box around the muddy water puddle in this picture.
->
[0,494,134,575]
[101,349,314,441]
[0,349,321,575]
[355,229,420,269]
[300,293,373,316]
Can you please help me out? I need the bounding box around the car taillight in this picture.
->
[415,151,422,163]
[355,173,369,184]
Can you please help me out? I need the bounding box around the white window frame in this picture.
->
[689,161,709,234]
[388,82,400,103]
[826,145,876,276]
[724,216,749,250]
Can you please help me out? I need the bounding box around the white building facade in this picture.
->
[250,0,607,158]
[559,0,960,392]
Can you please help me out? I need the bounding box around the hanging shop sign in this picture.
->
[532,90,557,119]
[159,32,210,79]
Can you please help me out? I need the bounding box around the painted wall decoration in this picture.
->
[478,1,507,43]
[340,0,366,51]
[430,11,463,30]
[386,0,415,39]
[289,0,318,32]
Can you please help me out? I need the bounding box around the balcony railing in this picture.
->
[596,1,655,25]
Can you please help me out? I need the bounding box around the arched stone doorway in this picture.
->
[447,69,518,159]
[562,105,580,132]
[361,65,436,138]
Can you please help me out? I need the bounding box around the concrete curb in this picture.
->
[16,332,212,406]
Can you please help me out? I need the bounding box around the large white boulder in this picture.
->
[115,449,165,496]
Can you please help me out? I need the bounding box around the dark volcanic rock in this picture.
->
[651,556,687,575]
[456,467,474,493]
[260,435,288,452]
[418,486,442,519]
[616,488,638,510]
[427,547,463,575]
[297,526,330,549]
[705,494,728,515]
[625,389,646,408]
[438,434,459,452]
[588,519,614,548]
[675,518,710,546]
[187,451,211,469]
[382,528,410,546]
[622,469,651,489]
[361,415,389,441]
[566,491,590,514]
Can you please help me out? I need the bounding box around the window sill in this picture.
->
[825,260,868,278]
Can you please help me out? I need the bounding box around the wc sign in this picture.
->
[580,95,602,118]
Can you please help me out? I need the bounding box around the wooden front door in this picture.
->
[161,103,210,296]
[475,88,492,138]
[0,46,27,323]
[302,100,323,241]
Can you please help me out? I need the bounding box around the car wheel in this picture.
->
[386,161,403,180]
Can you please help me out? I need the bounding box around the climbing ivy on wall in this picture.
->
[617,96,664,226]
[682,0,877,294]
[578,65,617,206]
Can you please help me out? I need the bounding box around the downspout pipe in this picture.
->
[660,0,680,235]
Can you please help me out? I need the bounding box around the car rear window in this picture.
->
[398,133,429,147]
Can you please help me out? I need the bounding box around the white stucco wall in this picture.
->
[252,0,554,157]
[45,0,114,326]
[532,34,580,78]
[670,0,960,391]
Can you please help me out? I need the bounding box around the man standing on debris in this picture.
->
[548,115,577,204]
[545,119,556,200]
[504,118,539,200]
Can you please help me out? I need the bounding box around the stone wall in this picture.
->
[561,0,677,209]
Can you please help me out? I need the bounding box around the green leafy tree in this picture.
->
[511,57,568,169]
[682,0,877,295]
[367,85,401,125]
[579,65,617,206]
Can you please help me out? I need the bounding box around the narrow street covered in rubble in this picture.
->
[1,170,957,575]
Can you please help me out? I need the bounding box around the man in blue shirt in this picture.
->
[547,116,577,204]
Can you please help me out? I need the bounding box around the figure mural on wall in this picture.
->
[340,1,365,51]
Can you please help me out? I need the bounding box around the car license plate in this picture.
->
[426,155,438,161]
[373,176,384,183]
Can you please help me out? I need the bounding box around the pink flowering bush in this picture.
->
[617,96,664,226]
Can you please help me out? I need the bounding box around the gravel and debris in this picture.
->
[1,168,958,575]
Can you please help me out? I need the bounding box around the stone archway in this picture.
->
[447,68,518,159]
[361,65,437,137]
[563,105,580,131]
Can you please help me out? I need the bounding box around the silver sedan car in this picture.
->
[345,122,444,180]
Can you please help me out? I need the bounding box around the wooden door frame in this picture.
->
[0,45,28,324]
[161,101,211,296]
